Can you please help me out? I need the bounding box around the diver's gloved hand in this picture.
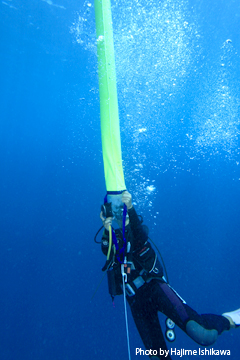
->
[102,259,112,271]
[122,191,133,210]
[100,211,113,231]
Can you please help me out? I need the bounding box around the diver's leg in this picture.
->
[128,295,172,360]
[184,311,230,346]
[153,280,231,346]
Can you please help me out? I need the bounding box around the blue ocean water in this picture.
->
[1,0,240,359]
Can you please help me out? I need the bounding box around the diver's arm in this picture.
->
[101,229,110,256]
[128,207,148,244]
[122,191,148,246]
[100,212,112,256]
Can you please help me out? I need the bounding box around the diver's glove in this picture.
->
[102,259,112,272]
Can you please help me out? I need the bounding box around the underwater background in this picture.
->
[1,0,240,359]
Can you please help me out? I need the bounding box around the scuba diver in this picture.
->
[99,191,240,360]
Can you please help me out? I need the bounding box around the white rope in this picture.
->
[121,264,132,360]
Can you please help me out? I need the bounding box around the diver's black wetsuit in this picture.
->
[101,207,230,360]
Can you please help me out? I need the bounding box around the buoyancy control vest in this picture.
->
[102,226,164,298]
